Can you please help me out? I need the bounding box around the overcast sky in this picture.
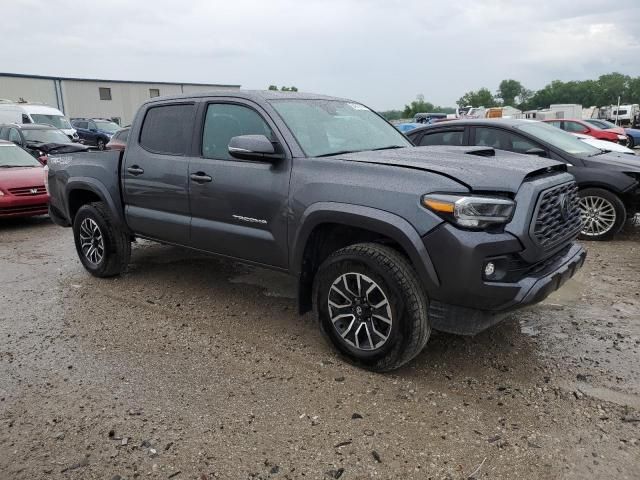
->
[4,0,640,110]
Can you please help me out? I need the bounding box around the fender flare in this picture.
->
[65,177,128,231]
[291,202,441,294]
[572,169,637,194]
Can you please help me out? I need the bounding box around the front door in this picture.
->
[122,102,196,244]
[188,101,290,268]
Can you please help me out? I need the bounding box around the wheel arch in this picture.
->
[65,178,128,231]
[292,202,440,314]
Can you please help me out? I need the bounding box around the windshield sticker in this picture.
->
[348,103,370,111]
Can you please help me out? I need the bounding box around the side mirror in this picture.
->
[525,147,548,157]
[37,155,48,166]
[228,135,281,162]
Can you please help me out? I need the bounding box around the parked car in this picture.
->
[106,127,130,151]
[571,133,636,155]
[582,118,626,135]
[625,128,640,149]
[406,119,640,240]
[395,123,423,133]
[0,140,49,218]
[0,101,78,140]
[414,112,447,124]
[46,91,585,371]
[71,118,121,150]
[543,119,627,145]
[0,124,88,160]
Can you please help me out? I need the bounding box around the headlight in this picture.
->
[618,135,627,141]
[43,165,49,194]
[0,189,4,196]
[422,194,515,229]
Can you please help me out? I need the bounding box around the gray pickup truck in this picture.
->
[46,91,586,371]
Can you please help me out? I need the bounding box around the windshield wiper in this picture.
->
[371,145,406,151]
[316,149,364,157]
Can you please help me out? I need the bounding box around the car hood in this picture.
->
[583,151,640,171]
[0,166,44,190]
[333,146,565,193]
[27,142,89,154]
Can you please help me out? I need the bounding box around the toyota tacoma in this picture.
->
[46,91,586,371]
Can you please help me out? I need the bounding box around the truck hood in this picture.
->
[334,146,565,193]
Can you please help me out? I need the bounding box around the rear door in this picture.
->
[122,102,196,244]
[188,100,291,268]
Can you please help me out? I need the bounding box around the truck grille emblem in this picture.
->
[30,188,39,194]
[558,193,570,221]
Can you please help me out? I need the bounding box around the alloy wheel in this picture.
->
[327,272,393,351]
[579,195,617,237]
[79,218,105,265]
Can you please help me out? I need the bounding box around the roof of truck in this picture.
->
[143,89,352,105]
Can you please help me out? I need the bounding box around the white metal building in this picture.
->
[0,72,241,125]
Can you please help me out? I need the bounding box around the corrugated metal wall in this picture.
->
[0,75,240,125]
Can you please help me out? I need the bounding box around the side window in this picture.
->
[121,129,130,142]
[564,122,586,133]
[22,114,31,124]
[418,130,463,146]
[202,103,273,160]
[8,128,22,144]
[139,104,195,155]
[474,127,538,153]
[547,121,562,128]
[88,121,97,130]
[99,87,112,101]
[76,121,88,129]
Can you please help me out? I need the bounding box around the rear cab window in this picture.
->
[139,104,195,155]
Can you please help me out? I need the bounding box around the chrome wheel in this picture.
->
[328,272,392,351]
[579,195,616,237]
[79,218,105,265]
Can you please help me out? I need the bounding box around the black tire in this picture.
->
[97,138,106,150]
[578,188,626,241]
[72,202,131,277]
[627,135,635,149]
[313,243,430,372]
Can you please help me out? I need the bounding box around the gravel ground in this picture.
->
[1,218,639,479]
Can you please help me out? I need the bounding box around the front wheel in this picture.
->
[627,135,635,149]
[73,202,131,277]
[313,243,430,372]
[578,188,626,241]
[97,139,106,150]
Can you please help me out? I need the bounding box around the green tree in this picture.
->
[403,94,435,118]
[267,85,299,92]
[268,85,278,91]
[457,88,496,108]
[497,79,523,106]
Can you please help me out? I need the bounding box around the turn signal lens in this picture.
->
[423,198,455,213]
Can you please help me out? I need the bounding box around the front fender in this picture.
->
[291,202,441,292]
[572,168,638,193]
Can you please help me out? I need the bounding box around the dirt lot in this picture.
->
[1,218,639,480]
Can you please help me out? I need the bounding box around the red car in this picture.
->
[106,127,129,151]
[0,140,49,218]
[543,119,627,144]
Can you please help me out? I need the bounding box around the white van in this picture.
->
[0,101,78,140]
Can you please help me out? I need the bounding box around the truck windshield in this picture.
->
[0,144,41,167]
[270,99,411,157]
[516,122,601,157]
[30,114,72,130]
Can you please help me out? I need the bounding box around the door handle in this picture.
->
[190,172,213,183]
[127,166,144,175]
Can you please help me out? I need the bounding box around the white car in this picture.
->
[571,133,635,155]
[0,101,77,140]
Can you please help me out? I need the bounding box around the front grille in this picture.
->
[531,181,582,249]
[8,185,46,196]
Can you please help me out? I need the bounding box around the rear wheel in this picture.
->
[578,188,626,241]
[73,202,130,277]
[313,243,430,372]
[97,138,106,150]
